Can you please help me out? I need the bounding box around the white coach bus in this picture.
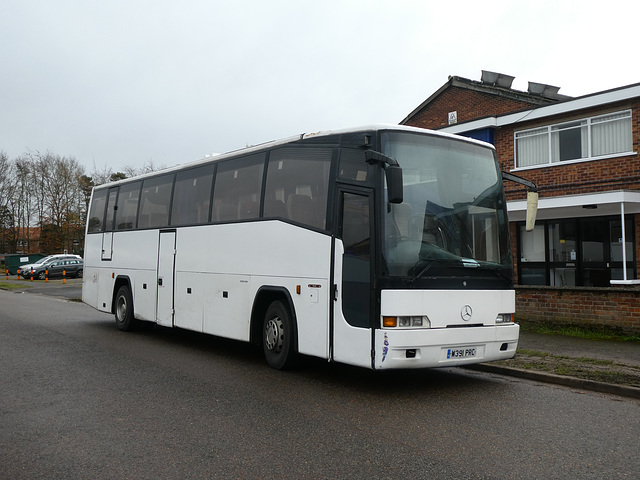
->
[83,125,527,370]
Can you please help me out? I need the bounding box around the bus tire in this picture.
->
[262,300,297,370]
[114,285,137,331]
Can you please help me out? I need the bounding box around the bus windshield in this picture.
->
[381,131,511,278]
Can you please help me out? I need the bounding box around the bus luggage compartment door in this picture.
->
[157,231,176,327]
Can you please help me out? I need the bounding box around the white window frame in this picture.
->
[514,110,633,170]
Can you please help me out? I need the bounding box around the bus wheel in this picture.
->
[263,300,296,370]
[115,285,137,331]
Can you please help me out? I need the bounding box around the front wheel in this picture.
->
[114,285,138,331]
[262,300,297,370]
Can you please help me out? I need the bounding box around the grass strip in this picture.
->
[519,322,640,343]
[0,281,32,290]
[495,349,640,387]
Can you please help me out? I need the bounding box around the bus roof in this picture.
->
[93,124,495,189]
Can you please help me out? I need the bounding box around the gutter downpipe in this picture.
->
[621,202,628,281]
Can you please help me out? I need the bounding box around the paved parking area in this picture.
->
[0,276,82,299]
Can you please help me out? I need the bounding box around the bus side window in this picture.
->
[338,149,373,184]
[115,181,141,230]
[171,164,214,226]
[264,148,332,230]
[87,189,108,233]
[139,174,175,229]
[212,154,264,223]
[105,188,118,232]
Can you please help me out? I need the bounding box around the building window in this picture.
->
[514,110,632,169]
[517,216,634,287]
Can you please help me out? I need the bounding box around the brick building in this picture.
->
[401,71,640,333]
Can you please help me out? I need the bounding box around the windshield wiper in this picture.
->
[408,258,454,284]
[408,257,480,284]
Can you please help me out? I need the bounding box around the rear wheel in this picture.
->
[262,300,297,370]
[76,269,83,278]
[114,285,138,331]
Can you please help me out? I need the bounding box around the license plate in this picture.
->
[447,347,477,359]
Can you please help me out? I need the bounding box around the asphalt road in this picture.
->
[1,289,638,479]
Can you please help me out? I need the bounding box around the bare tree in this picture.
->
[27,152,85,254]
[1,151,168,255]
[0,152,15,252]
[11,157,34,253]
[89,160,114,186]
[122,165,139,178]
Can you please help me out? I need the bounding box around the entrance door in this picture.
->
[332,189,375,368]
[157,231,176,327]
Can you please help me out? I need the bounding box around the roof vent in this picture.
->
[528,82,561,98]
[481,70,515,89]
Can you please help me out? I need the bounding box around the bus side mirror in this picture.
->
[386,165,403,204]
[525,191,538,231]
[364,150,403,204]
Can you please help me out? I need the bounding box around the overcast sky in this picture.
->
[2,0,636,174]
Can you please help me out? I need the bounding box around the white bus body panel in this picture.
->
[83,221,331,359]
[83,230,161,321]
[201,273,252,340]
[375,289,518,369]
[174,271,205,331]
[332,240,373,368]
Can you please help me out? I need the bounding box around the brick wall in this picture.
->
[516,285,640,334]
[407,86,543,130]
[498,99,640,200]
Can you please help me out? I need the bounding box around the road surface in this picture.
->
[1,289,638,479]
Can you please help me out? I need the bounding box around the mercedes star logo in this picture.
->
[461,305,473,321]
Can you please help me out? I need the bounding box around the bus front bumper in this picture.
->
[374,324,519,370]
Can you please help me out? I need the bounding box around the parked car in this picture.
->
[18,254,81,276]
[21,257,83,280]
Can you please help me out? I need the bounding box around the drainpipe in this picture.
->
[620,202,627,281]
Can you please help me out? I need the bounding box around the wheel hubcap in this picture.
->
[265,316,284,353]
[116,296,127,322]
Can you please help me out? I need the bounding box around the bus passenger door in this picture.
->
[332,189,375,368]
[157,230,176,327]
[101,187,118,261]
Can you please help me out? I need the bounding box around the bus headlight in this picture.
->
[496,313,514,324]
[383,316,431,328]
